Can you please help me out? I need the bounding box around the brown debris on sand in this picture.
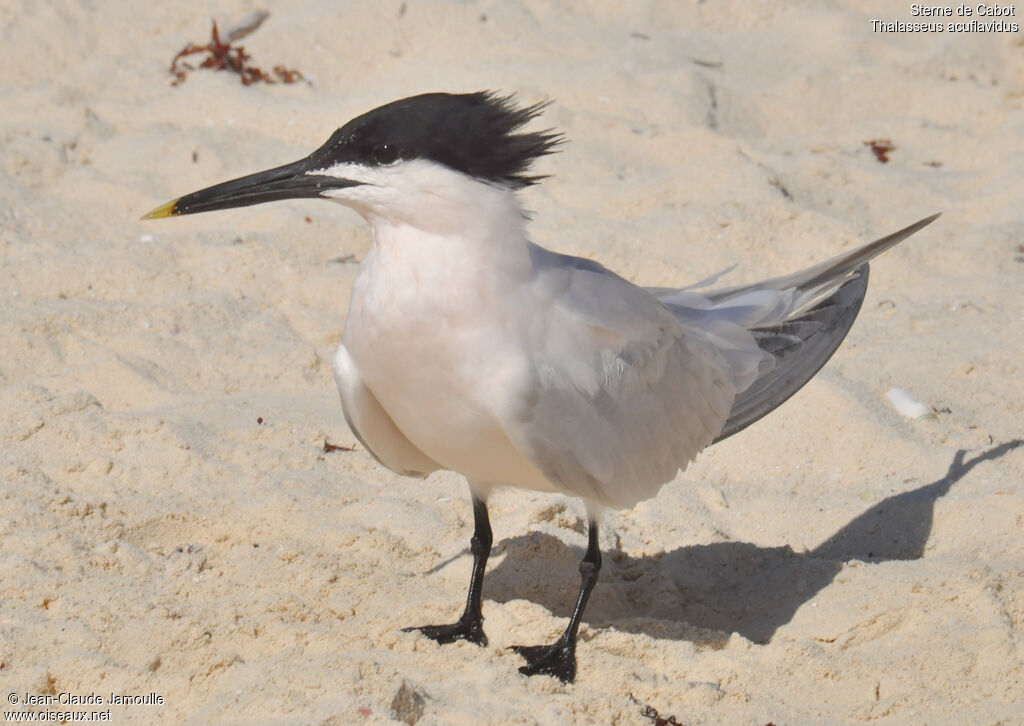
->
[170,15,306,87]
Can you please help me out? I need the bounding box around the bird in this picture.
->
[143,91,939,683]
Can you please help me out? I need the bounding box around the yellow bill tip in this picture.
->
[140,198,180,220]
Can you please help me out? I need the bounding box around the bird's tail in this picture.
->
[652,214,940,442]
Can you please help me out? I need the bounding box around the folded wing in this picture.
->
[502,215,938,508]
[501,247,751,508]
[654,214,940,442]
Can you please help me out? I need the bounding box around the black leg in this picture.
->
[403,493,492,646]
[513,517,602,683]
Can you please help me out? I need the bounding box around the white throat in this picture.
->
[321,158,531,244]
[335,159,547,486]
[337,158,539,347]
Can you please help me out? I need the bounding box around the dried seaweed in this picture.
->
[863,138,896,163]
[630,695,685,726]
[324,440,356,453]
[170,17,306,87]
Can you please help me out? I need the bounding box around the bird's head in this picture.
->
[143,92,561,226]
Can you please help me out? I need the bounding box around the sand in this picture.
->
[2,1,1023,723]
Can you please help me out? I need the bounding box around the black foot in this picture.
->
[402,617,487,646]
[512,640,576,682]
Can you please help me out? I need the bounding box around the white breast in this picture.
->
[338,213,553,492]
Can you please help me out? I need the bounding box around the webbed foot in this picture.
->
[403,616,487,646]
[511,639,576,682]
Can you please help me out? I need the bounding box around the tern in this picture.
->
[144,91,938,683]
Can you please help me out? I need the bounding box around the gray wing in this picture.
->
[502,217,939,507]
[703,214,939,313]
[712,263,868,442]
[664,214,940,443]
[500,247,746,509]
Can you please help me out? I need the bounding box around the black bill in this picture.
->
[142,157,361,219]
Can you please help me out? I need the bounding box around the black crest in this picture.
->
[307,92,563,188]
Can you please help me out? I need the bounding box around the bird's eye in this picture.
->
[372,144,400,165]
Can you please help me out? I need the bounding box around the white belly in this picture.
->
[339,241,552,491]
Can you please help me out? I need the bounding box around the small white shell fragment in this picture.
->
[886,387,937,422]
[223,10,270,42]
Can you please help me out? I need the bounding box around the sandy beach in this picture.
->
[2,1,1023,723]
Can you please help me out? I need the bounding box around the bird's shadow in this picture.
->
[483,440,1023,647]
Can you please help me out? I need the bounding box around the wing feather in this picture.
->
[500,247,745,508]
